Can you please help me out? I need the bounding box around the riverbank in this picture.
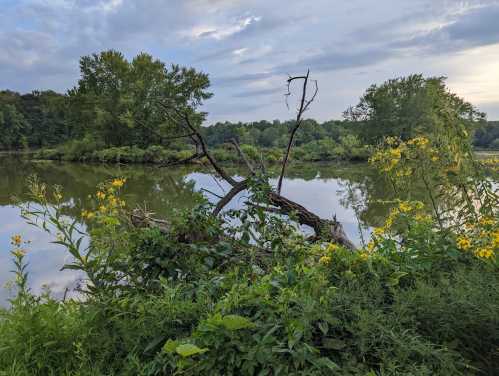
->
[24,144,371,165]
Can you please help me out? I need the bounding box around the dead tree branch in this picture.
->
[141,75,354,249]
[230,138,256,174]
[277,70,318,194]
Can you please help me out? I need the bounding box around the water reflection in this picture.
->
[0,156,393,306]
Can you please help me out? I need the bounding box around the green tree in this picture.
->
[344,74,485,143]
[67,50,212,147]
[0,104,27,150]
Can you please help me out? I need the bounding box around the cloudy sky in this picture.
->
[2,0,499,122]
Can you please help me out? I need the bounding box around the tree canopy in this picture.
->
[344,74,485,143]
[67,50,212,147]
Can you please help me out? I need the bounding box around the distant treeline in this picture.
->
[1,50,498,160]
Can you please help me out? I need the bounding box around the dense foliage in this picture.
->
[344,74,486,144]
[2,55,498,161]
[474,121,499,150]
[1,121,498,374]
[0,50,211,151]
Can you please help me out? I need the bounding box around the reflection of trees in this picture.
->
[0,157,204,225]
[1,157,434,232]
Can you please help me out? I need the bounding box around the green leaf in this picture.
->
[162,339,178,354]
[323,338,346,350]
[222,315,255,330]
[318,321,329,335]
[175,343,208,357]
[60,263,83,271]
[387,271,408,286]
[314,357,339,370]
[144,335,166,354]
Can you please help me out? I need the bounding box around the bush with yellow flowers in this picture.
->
[18,175,129,293]
[370,135,498,264]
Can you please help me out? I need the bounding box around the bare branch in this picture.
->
[277,70,318,195]
[213,180,249,216]
[230,138,255,174]
[201,188,224,200]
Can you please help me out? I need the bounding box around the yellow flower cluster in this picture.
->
[456,235,471,250]
[370,136,441,176]
[475,247,494,259]
[318,243,342,265]
[367,200,430,254]
[480,157,499,172]
[327,243,340,253]
[81,210,95,220]
[80,178,127,223]
[407,137,429,147]
[493,230,499,248]
[319,255,332,265]
[10,234,26,257]
[111,178,126,188]
[457,216,498,260]
[479,217,495,226]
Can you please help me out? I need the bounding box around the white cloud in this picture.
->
[1,0,499,120]
[185,15,262,40]
[232,47,248,56]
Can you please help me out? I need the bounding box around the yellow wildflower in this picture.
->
[390,148,401,159]
[385,137,398,145]
[475,247,494,259]
[109,197,118,207]
[492,231,499,248]
[99,205,107,213]
[327,243,340,253]
[82,210,95,220]
[385,216,394,229]
[359,252,369,261]
[11,235,22,247]
[398,201,412,213]
[96,191,106,200]
[456,236,472,251]
[479,217,494,226]
[373,227,385,236]
[366,242,376,252]
[319,255,332,265]
[409,137,429,147]
[111,178,126,188]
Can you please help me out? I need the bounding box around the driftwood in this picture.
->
[133,72,356,250]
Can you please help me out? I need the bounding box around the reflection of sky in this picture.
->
[1,171,371,306]
[187,173,371,245]
[0,205,85,307]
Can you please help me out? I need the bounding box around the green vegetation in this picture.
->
[474,121,499,150]
[0,50,211,153]
[2,51,498,163]
[1,116,498,374]
[1,54,498,373]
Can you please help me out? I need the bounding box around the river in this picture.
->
[0,156,397,305]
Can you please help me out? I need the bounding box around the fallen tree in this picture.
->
[133,71,356,250]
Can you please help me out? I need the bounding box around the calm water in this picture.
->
[0,156,394,305]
